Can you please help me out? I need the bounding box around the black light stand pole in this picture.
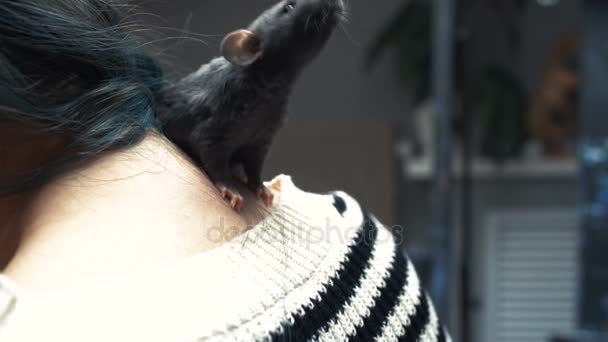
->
[459,57,473,342]
[578,0,608,338]
[430,0,456,331]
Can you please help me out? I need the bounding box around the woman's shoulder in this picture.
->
[189,175,450,341]
[0,175,450,342]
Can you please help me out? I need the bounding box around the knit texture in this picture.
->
[0,175,450,342]
[186,175,451,341]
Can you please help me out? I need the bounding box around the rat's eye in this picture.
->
[282,2,295,13]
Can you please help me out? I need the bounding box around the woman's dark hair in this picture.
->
[0,0,165,193]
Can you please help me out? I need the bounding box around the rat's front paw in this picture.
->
[254,186,274,207]
[244,181,274,207]
[216,183,244,211]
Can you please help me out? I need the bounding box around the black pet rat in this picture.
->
[157,0,345,210]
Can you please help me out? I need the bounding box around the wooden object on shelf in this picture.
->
[528,32,579,157]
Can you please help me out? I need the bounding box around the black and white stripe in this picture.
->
[265,192,449,342]
[269,211,379,342]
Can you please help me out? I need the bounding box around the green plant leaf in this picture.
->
[364,0,429,71]
[468,65,528,162]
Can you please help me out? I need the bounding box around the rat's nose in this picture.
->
[323,0,345,13]
[334,0,346,17]
[334,0,346,12]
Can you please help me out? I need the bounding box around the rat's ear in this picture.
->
[221,29,263,66]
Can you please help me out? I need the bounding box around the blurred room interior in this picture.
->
[138,0,606,341]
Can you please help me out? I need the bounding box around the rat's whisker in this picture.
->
[339,23,360,46]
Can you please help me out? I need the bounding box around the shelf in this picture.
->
[403,157,578,180]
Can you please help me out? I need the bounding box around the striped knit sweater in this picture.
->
[0,175,450,342]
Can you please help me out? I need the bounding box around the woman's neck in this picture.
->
[1,134,254,292]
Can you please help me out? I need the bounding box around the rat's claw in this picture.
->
[255,186,274,207]
[217,183,244,212]
[230,194,244,211]
[244,182,274,207]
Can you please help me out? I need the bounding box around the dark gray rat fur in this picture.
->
[156,0,345,210]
